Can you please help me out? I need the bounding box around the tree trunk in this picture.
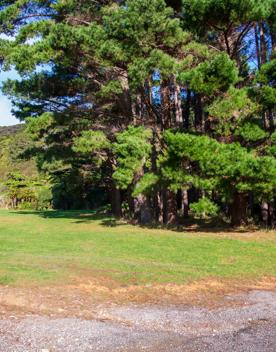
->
[134,194,152,224]
[151,132,163,224]
[261,201,275,228]
[270,27,276,57]
[231,192,248,227]
[153,190,163,224]
[184,89,191,129]
[117,68,135,122]
[163,189,177,225]
[177,189,189,218]
[172,76,183,125]
[127,186,135,217]
[182,190,189,218]
[259,22,267,65]
[268,108,274,132]
[261,201,269,225]
[160,79,172,130]
[254,24,261,70]
[194,93,203,131]
[272,199,276,229]
[110,186,122,218]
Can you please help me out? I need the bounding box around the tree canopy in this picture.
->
[0,0,275,226]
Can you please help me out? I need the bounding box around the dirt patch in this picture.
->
[0,277,276,318]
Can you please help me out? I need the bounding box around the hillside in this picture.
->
[0,124,37,181]
[0,124,24,137]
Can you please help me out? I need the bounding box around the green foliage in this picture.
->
[257,86,276,109]
[0,125,37,182]
[132,173,159,197]
[182,0,272,32]
[162,131,276,200]
[208,87,257,135]
[190,197,219,218]
[102,0,184,55]
[36,186,53,210]
[4,171,52,209]
[235,122,267,142]
[26,113,54,140]
[178,54,239,96]
[73,130,111,167]
[254,60,276,110]
[96,80,123,99]
[209,88,256,120]
[257,59,276,84]
[73,131,110,154]
[113,126,152,189]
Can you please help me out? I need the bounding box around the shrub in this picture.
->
[190,198,219,218]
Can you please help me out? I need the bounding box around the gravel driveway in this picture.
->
[0,290,275,351]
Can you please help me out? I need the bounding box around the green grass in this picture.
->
[0,209,275,286]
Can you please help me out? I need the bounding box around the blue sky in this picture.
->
[0,69,21,126]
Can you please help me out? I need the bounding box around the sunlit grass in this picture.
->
[0,210,275,286]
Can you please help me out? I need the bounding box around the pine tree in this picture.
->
[0,0,275,226]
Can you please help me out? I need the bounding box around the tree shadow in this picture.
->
[10,210,262,234]
[10,209,128,227]
[137,219,257,234]
[173,217,256,233]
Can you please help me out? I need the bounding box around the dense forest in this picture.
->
[0,0,275,227]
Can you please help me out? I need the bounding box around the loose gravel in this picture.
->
[0,290,275,351]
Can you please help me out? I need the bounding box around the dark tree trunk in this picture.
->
[160,77,176,223]
[261,201,275,228]
[194,93,203,131]
[151,132,163,224]
[134,194,152,224]
[254,24,261,70]
[160,79,172,130]
[272,199,276,228]
[110,187,122,218]
[261,201,269,225]
[268,108,274,132]
[163,189,177,225]
[231,192,248,227]
[184,89,191,130]
[270,29,276,57]
[259,22,267,65]
[127,186,135,217]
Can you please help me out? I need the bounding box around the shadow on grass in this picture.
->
[139,218,258,234]
[10,209,260,234]
[10,209,128,228]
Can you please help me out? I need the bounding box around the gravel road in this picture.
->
[0,290,275,351]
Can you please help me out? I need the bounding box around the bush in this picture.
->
[190,198,219,218]
[36,187,52,210]
[19,201,34,210]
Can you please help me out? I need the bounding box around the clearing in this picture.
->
[0,210,275,351]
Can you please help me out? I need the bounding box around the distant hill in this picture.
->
[0,124,24,137]
[0,124,37,181]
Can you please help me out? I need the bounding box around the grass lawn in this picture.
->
[0,210,275,287]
